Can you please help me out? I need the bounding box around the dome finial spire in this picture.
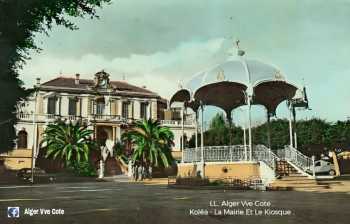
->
[234,39,245,56]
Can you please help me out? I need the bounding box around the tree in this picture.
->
[188,112,243,147]
[206,113,230,145]
[0,0,111,153]
[123,119,174,180]
[41,120,95,166]
[253,119,290,150]
[189,112,350,157]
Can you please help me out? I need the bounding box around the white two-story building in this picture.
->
[1,71,196,170]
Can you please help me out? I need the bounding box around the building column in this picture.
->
[58,96,62,116]
[116,126,121,140]
[112,126,116,142]
[94,125,97,141]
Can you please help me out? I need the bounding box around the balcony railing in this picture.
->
[17,113,195,127]
[17,113,125,123]
[17,113,60,121]
[160,120,195,126]
[89,114,123,122]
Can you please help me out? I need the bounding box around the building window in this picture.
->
[17,130,28,149]
[47,97,56,114]
[96,98,105,115]
[122,102,129,118]
[68,98,77,116]
[140,102,148,120]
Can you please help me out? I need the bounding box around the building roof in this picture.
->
[40,76,162,99]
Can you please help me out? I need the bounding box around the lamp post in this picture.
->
[200,102,205,177]
[236,40,253,161]
[31,89,38,184]
[181,104,185,163]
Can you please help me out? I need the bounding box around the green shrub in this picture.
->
[68,161,96,177]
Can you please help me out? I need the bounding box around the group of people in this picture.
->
[132,162,152,181]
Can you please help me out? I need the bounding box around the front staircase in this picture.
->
[269,160,329,191]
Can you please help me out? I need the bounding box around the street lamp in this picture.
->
[31,89,39,184]
[236,40,253,161]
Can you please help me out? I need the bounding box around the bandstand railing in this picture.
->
[252,145,279,170]
[183,145,246,163]
[183,145,278,170]
[277,145,312,173]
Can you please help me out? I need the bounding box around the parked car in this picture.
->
[307,160,336,176]
[17,168,47,181]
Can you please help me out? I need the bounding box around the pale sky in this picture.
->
[20,0,350,123]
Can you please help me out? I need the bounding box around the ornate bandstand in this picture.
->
[170,41,313,186]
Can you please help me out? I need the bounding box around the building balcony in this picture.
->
[88,114,126,123]
[17,113,61,122]
[18,113,196,128]
[17,113,132,124]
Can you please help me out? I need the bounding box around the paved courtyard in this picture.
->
[0,181,349,224]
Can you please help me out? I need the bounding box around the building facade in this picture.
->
[0,71,196,170]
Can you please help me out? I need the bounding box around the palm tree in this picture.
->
[122,119,174,180]
[41,120,95,166]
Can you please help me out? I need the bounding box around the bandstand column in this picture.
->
[200,104,204,163]
[267,111,272,149]
[181,104,185,163]
[195,110,198,150]
[292,106,298,149]
[288,102,294,147]
[200,103,205,178]
[239,45,253,161]
[243,123,247,161]
[247,96,253,161]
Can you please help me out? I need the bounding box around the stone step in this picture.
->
[267,185,328,191]
[266,186,292,191]
[277,172,300,176]
[272,180,317,185]
[270,183,323,188]
[283,173,308,177]
[292,186,330,191]
[279,176,312,180]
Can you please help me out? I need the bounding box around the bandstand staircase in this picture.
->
[269,158,329,191]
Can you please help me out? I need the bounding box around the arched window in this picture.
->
[17,130,28,149]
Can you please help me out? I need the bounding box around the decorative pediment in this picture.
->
[94,70,111,89]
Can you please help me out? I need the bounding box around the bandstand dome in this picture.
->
[170,56,300,116]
